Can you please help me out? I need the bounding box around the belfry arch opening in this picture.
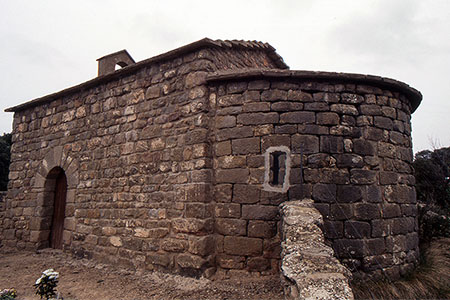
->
[44,167,68,249]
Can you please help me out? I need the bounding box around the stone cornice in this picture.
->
[207,69,422,112]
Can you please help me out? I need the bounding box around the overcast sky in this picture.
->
[1,0,449,153]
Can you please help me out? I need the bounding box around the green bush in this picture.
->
[0,133,11,191]
[414,147,450,241]
[413,147,450,209]
[34,269,59,300]
[0,288,17,300]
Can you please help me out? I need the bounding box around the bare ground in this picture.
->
[0,249,285,300]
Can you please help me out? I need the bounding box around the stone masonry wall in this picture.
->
[3,50,214,277]
[208,73,419,279]
[2,44,282,277]
[1,40,420,280]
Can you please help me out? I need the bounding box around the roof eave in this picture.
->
[5,38,287,113]
[206,69,422,112]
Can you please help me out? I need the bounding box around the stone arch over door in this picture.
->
[29,146,78,249]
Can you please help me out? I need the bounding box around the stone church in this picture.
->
[1,38,422,280]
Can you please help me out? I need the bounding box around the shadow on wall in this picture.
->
[0,191,6,248]
[0,191,6,208]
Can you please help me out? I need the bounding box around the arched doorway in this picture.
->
[47,167,67,249]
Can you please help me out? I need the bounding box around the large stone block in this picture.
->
[176,254,208,270]
[330,204,354,220]
[271,102,303,112]
[237,112,279,125]
[391,217,415,235]
[243,102,271,112]
[320,136,343,153]
[350,169,378,185]
[380,171,399,185]
[331,104,358,115]
[382,204,401,218]
[374,116,393,130]
[30,230,50,242]
[248,220,277,238]
[304,102,329,111]
[341,93,364,104]
[223,236,262,256]
[216,116,236,129]
[371,219,392,237]
[217,155,246,169]
[216,126,253,141]
[214,203,241,218]
[243,90,262,102]
[354,203,381,220]
[215,218,247,236]
[188,236,215,256]
[242,205,279,220]
[231,137,260,155]
[317,112,339,125]
[185,203,208,218]
[248,80,270,90]
[218,94,244,106]
[384,185,416,204]
[401,204,417,217]
[287,90,313,101]
[214,184,232,203]
[227,82,248,94]
[337,185,363,203]
[305,168,349,185]
[162,239,188,253]
[334,154,364,168]
[146,253,171,267]
[312,184,336,203]
[365,238,386,256]
[280,111,315,124]
[185,71,207,88]
[217,254,245,269]
[247,257,270,271]
[359,104,382,115]
[261,135,290,151]
[333,239,365,258]
[297,124,329,135]
[261,89,288,101]
[323,220,344,239]
[216,169,249,183]
[233,184,260,204]
[353,139,377,156]
[172,218,213,234]
[215,141,231,157]
[344,221,371,238]
[291,134,319,154]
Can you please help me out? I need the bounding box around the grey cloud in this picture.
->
[329,1,426,65]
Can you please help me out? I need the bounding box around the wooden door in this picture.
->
[50,171,67,249]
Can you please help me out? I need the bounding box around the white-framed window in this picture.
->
[263,146,291,193]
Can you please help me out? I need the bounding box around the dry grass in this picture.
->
[352,238,450,300]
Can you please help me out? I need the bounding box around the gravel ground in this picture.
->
[0,249,284,300]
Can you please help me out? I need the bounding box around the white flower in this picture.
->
[43,269,56,276]
[36,269,59,285]
[35,275,44,285]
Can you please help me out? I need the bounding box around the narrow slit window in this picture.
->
[270,151,286,186]
[264,146,291,193]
